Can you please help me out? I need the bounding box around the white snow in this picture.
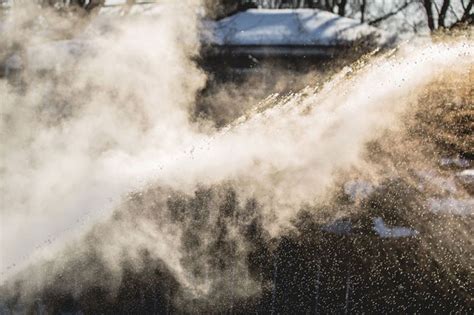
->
[99,3,165,16]
[440,156,470,168]
[457,169,474,182]
[427,197,474,216]
[105,0,127,4]
[344,180,375,202]
[373,217,418,238]
[209,9,388,47]
[456,169,474,193]
[414,170,459,194]
[322,219,352,235]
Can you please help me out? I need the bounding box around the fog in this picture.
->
[0,1,472,311]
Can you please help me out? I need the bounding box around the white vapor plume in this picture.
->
[0,1,472,303]
[0,1,207,282]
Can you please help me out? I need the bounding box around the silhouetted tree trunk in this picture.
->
[423,0,436,31]
[438,0,450,28]
[460,1,473,23]
[338,0,347,16]
[324,0,336,12]
[360,0,366,23]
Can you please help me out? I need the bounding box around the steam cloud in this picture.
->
[0,0,472,308]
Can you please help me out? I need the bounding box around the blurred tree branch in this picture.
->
[368,1,413,26]
[438,0,451,28]
[459,0,472,23]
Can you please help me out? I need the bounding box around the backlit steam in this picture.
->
[0,1,473,310]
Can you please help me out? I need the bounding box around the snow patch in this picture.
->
[209,9,388,47]
[322,219,352,235]
[343,180,374,202]
[427,198,474,216]
[373,217,418,238]
[440,156,470,168]
[414,170,458,194]
[457,169,474,181]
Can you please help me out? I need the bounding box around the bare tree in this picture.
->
[422,0,471,31]
[338,0,347,16]
[31,0,105,13]
[368,1,414,26]
[423,0,436,30]
[460,0,473,23]
[360,0,366,23]
[438,0,451,27]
